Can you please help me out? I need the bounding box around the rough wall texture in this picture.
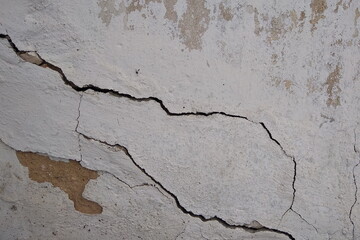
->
[0,0,359,239]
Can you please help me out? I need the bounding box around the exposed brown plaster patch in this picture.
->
[178,0,210,50]
[125,0,161,15]
[334,0,343,13]
[355,8,360,25]
[310,0,328,33]
[267,15,286,42]
[354,8,360,37]
[334,0,352,12]
[98,0,123,27]
[272,77,293,93]
[253,8,263,36]
[324,64,342,107]
[121,0,161,29]
[271,54,278,64]
[253,9,305,41]
[219,2,233,21]
[19,52,43,65]
[164,0,178,22]
[290,10,298,27]
[16,152,103,214]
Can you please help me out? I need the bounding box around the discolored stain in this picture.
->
[98,0,124,27]
[353,8,360,37]
[122,0,161,29]
[253,8,263,36]
[19,52,43,65]
[267,15,286,42]
[334,0,352,13]
[355,8,360,25]
[16,152,103,214]
[125,0,161,15]
[253,9,305,41]
[219,2,233,21]
[163,0,178,22]
[178,0,210,50]
[272,77,293,93]
[310,0,327,32]
[324,64,342,107]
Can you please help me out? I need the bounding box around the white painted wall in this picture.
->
[0,0,360,239]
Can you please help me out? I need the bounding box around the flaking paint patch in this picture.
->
[325,64,342,107]
[219,2,233,21]
[164,0,178,22]
[19,52,43,65]
[125,0,161,15]
[253,9,305,41]
[123,0,161,29]
[16,152,103,214]
[178,0,210,50]
[98,0,123,26]
[334,0,352,13]
[253,7,263,36]
[310,0,328,32]
[354,8,360,37]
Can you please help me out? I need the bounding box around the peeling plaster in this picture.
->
[16,152,102,214]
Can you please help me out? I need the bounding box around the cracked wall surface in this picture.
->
[0,0,360,239]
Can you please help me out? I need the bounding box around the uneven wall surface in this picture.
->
[0,0,359,239]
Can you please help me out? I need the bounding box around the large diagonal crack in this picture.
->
[1,33,297,239]
[78,132,295,239]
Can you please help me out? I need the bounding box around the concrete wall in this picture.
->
[0,0,359,239]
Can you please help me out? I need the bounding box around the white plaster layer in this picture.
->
[0,39,81,160]
[0,140,288,240]
[0,0,360,239]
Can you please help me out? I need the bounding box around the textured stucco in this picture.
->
[0,0,360,239]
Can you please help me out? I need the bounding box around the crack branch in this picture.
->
[350,131,360,240]
[78,132,295,240]
[1,34,296,239]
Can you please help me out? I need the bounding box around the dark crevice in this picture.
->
[350,132,359,240]
[260,122,298,214]
[76,95,83,162]
[1,33,296,239]
[78,132,295,240]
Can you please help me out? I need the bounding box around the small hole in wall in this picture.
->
[135,69,140,75]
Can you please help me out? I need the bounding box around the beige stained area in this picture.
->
[354,8,360,37]
[19,52,43,65]
[164,0,178,22]
[253,7,263,36]
[98,0,123,26]
[324,64,342,107]
[310,0,328,32]
[178,0,210,50]
[251,7,306,41]
[16,152,103,214]
[219,2,233,21]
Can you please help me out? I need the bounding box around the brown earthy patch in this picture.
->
[16,152,103,214]
[219,2,233,21]
[310,0,327,32]
[178,0,210,50]
[98,0,123,27]
[325,64,342,107]
[253,8,263,36]
[164,0,178,22]
[19,52,43,65]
